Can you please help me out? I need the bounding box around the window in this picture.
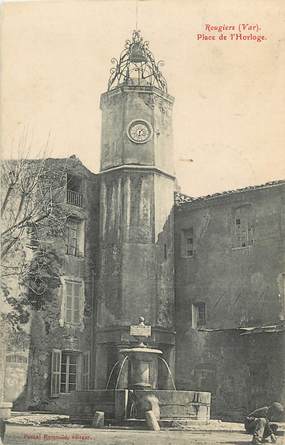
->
[181,228,194,257]
[232,206,254,248]
[192,302,206,328]
[51,349,90,396]
[64,280,82,325]
[66,174,83,207]
[65,218,84,256]
[60,352,78,393]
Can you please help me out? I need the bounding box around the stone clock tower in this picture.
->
[94,31,176,388]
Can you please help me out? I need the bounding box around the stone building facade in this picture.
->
[175,181,285,419]
[25,158,99,412]
[2,30,285,419]
[2,156,99,412]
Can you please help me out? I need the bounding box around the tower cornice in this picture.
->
[99,164,176,181]
[100,85,174,110]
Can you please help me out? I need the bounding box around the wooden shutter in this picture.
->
[51,349,61,397]
[73,282,81,324]
[66,218,79,255]
[65,281,73,323]
[82,351,90,390]
[65,280,82,325]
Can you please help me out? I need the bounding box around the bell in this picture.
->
[129,43,147,63]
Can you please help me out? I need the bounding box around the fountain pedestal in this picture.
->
[120,347,162,390]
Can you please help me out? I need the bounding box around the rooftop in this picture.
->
[175,179,285,207]
[1,155,96,177]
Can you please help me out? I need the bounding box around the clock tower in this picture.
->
[95,30,176,389]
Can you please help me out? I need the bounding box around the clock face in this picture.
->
[127,120,153,144]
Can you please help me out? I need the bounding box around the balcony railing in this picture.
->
[67,189,83,207]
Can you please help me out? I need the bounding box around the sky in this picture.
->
[1,0,285,196]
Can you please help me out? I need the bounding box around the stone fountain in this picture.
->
[70,318,211,428]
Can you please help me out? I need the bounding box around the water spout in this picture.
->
[129,401,137,418]
[105,360,121,390]
[115,356,129,389]
[158,357,176,390]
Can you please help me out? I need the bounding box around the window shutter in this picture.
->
[64,280,82,326]
[51,349,62,397]
[82,351,90,390]
[73,282,81,324]
[65,218,84,256]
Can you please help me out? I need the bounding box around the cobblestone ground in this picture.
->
[3,425,285,445]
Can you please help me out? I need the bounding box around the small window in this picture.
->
[65,218,84,256]
[192,302,206,328]
[232,206,254,248]
[164,244,167,260]
[181,228,194,257]
[64,280,83,325]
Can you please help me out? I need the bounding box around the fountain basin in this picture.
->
[120,348,162,354]
[69,389,211,424]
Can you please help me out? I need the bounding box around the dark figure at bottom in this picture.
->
[244,402,284,444]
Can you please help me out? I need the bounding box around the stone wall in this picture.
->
[174,182,285,419]
[175,328,285,420]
